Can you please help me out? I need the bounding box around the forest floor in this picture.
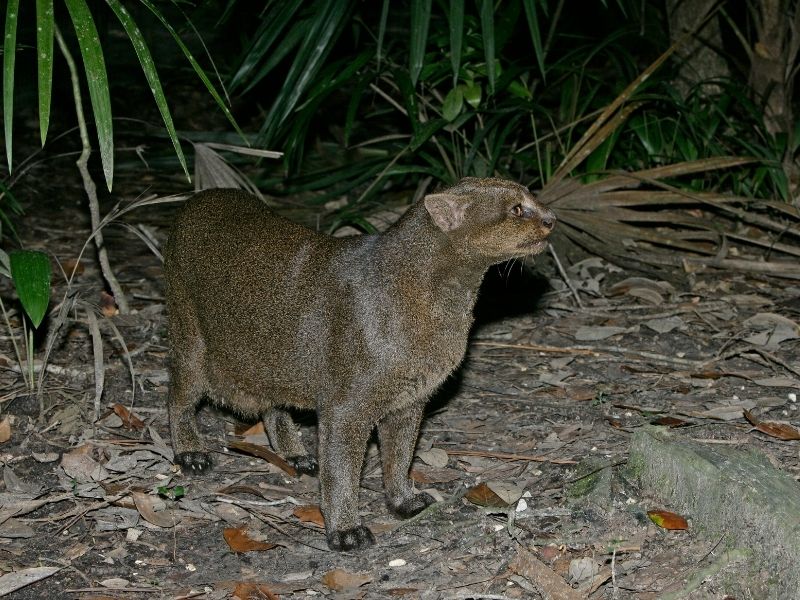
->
[1,169,799,600]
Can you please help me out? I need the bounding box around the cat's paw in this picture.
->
[287,454,318,476]
[389,492,436,518]
[326,526,375,551]
[174,451,213,474]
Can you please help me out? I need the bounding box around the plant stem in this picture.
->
[0,296,27,389]
[27,326,34,392]
[54,26,129,313]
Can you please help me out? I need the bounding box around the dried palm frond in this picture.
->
[537,40,800,281]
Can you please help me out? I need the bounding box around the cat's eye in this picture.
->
[511,204,530,218]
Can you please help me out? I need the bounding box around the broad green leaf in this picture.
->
[479,0,495,94]
[463,81,481,108]
[3,0,20,173]
[522,0,546,82]
[139,0,246,143]
[105,0,189,182]
[64,0,114,191]
[36,0,54,146]
[409,0,432,87]
[9,250,51,329]
[449,0,464,83]
[442,87,463,122]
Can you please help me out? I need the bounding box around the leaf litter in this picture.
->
[1,185,799,599]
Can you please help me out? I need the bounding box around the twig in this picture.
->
[54,26,129,313]
[749,347,800,378]
[85,308,104,423]
[548,243,584,308]
[442,448,577,465]
[473,341,707,368]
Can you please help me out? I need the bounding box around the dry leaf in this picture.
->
[743,410,800,441]
[321,569,372,592]
[647,509,688,530]
[0,416,11,444]
[574,326,627,341]
[223,527,278,553]
[293,505,325,528]
[112,404,145,430]
[416,447,449,467]
[626,286,664,305]
[410,466,461,484]
[237,422,266,436]
[227,440,297,476]
[61,445,109,483]
[644,316,684,334]
[233,582,279,600]
[567,386,595,401]
[650,416,690,428]
[464,482,510,507]
[0,567,62,597]
[132,491,177,528]
[486,481,524,505]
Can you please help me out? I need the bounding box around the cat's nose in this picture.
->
[541,210,556,230]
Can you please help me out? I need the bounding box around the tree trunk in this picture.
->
[665,0,730,96]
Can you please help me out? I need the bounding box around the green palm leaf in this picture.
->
[9,250,51,329]
[64,0,114,191]
[106,0,189,181]
[3,0,20,173]
[36,0,54,146]
[410,0,432,87]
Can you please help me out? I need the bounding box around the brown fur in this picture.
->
[163,177,555,551]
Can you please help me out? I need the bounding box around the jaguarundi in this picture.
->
[163,177,556,551]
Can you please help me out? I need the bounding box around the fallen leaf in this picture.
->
[237,422,266,436]
[223,527,279,553]
[388,588,420,596]
[628,286,665,304]
[227,440,297,476]
[321,569,372,592]
[753,377,800,388]
[410,466,461,484]
[0,416,11,443]
[132,490,178,528]
[464,482,510,508]
[567,386,595,401]
[293,505,325,528]
[650,416,690,428]
[112,404,145,430]
[233,582,279,600]
[0,567,62,596]
[647,509,688,530]
[574,326,627,341]
[644,316,684,334]
[743,410,800,441]
[61,445,109,483]
[693,403,756,421]
[416,447,449,467]
[486,481,524,505]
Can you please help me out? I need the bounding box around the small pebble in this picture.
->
[389,558,406,567]
[789,393,797,403]
[516,498,528,512]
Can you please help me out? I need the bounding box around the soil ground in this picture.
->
[1,166,799,600]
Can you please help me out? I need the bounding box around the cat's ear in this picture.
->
[424,194,469,232]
